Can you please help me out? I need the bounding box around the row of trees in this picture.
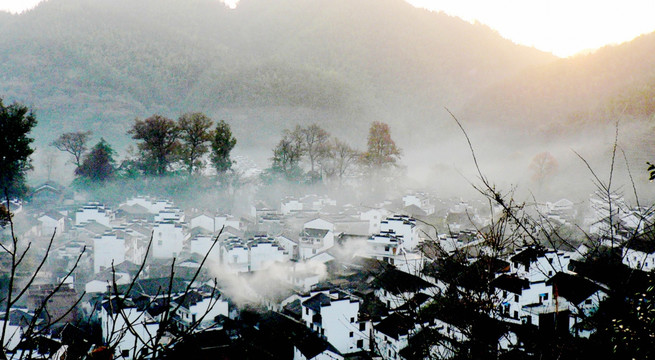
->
[268,121,402,182]
[52,113,237,183]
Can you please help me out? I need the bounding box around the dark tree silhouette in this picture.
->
[128,115,180,175]
[0,98,37,197]
[75,138,116,182]
[178,112,213,175]
[210,120,237,174]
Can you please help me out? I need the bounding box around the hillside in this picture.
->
[463,31,655,133]
[0,0,555,150]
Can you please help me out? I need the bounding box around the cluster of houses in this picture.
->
[0,183,654,359]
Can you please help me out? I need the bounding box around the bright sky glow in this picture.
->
[406,0,655,57]
[1,0,654,57]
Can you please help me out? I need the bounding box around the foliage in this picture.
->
[529,151,558,188]
[289,124,331,175]
[361,121,401,169]
[51,131,92,167]
[74,138,116,183]
[0,98,37,197]
[320,138,360,181]
[128,115,180,176]
[210,120,237,174]
[269,135,303,181]
[178,112,213,175]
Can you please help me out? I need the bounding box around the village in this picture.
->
[1,176,653,360]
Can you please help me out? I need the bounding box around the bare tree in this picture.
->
[51,131,92,168]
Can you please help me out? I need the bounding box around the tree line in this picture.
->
[51,114,403,187]
[51,113,237,184]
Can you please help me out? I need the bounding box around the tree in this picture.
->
[51,131,92,168]
[270,136,302,181]
[128,115,180,175]
[362,121,401,169]
[210,120,237,174]
[290,124,331,175]
[178,112,213,175]
[75,138,116,182]
[529,151,558,188]
[320,139,359,181]
[0,99,37,197]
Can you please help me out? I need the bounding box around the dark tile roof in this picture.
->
[374,312,415,340]
[510,246,549,266]
[546,272,603,305]
[373,269,434,295]
[490,274,529,294]
[302,293,333,313]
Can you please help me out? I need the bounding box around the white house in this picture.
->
[402,193,435,215]
[37,210,66,236]
[380,215,420,251]
[173,289,229,332]
[93,232,126,273]
[152,220,186,259]
[300,290,367,354]
[190,233,220,263]
[509,246,572,282]
[75,202,112,227]
[491,274,552,326]
[98,297,159,360]
[281,197,304,215]
[359,208,389,235]
[622,238,655,272]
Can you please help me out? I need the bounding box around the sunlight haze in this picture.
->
[1,0,654,56]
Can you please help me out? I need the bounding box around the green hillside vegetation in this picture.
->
[0,0,554,149]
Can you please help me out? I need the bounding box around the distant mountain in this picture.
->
[0,0,555,149]
[463,31,655,134]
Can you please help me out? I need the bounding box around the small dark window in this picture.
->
[514,295,519,303]
[305,308,309,315]
[122,350,130,358]
[585,299,592,305]
[359,322,366,331]
[349,331,354,338]
[357,339,364,348]
[350,317,355,323]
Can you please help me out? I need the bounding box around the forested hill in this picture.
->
[462,31,655,134]
[0,0,554,148]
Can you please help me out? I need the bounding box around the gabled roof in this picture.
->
[302,293,332,313]
[374,312,415,340]
[373,269,434,295]
[490,274,529,294]
[546,272,604,305]
[624,237,655,254]
[510,246,549,265]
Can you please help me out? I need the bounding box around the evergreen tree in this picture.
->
[211,120,237,174]
[75,138,116,182]
[0,98,37,197]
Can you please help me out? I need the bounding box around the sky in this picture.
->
[1,0,654,57]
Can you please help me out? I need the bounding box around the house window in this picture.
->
[514,295,519,303]
[306,308,309,315]
[585,299,592,305]
[350,317,355,323]
[122,350,130,358]
[384,246,389,252]
[357,339,363,348]
[349,332,354,338]
[359,322,366,331]
[513,311,518,319]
